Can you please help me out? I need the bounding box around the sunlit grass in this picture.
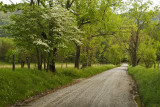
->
[0,61,108,69]
[128,66,160,107]
[0,62,75,69]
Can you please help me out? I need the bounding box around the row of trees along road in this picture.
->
[0,0,160,71]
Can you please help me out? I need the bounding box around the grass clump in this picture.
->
[128,66,160,107]
[0,64,116,107]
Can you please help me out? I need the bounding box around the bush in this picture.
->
[138,37,157,68]
[142,48,156,68]
[0,38,14,62]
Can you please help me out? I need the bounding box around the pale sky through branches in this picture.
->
[0,0,160,6]
[0,0,22,4]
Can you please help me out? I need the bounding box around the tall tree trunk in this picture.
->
[129,28,139,67]
[75,45,80,69]
[36,48,42,70]
[27,57,30,69]
[50,59,56,72]
[132,48,137,67]
[137,58,141,65]
[81,46,87,68]
[44,58,46,70]
[41,56,43,69]
[48,0,56,72]
[12,55,15,71]
[21,61,25,68]
[21,62,23,68]
[49,48,57,72]
[46,53,50,72]
[132,29,140,67]
[47,62,49,72]
[37,0,40,6]
[30,0,34,6]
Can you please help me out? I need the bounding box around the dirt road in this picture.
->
[25,64,137,107]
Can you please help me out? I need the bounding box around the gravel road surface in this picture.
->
[25,64,137,107]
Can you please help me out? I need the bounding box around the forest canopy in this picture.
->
[0,0,160,71]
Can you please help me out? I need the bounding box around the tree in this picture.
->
[56,0,122,69]
[6,5,81,72]
[108,44,123,65]
[126,0,158,67]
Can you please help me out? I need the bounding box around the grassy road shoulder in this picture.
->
[0,64,117,107]
[128,66,160,107]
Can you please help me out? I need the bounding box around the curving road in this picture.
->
[25,64,137,107]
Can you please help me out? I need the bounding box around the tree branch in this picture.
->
[66,0,76,9]
[69,9,79,16]
[9,0,14,4]
[78,21,91,28]
[70,0,76,7]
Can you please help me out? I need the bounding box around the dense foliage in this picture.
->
[0,0,160,68]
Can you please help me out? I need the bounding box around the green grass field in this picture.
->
[0,61,106,69]
[0,64,117,107]
[128,66,160,107]
[0,62,75,69]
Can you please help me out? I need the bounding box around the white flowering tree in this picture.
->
[6,5,81,72]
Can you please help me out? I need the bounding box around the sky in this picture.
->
[0,0,160,6]
[0,0,22,4]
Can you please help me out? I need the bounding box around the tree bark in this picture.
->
[36,48,42,70]
[26,57,30,69]
[132,49,137,67]
[48,0,56,72]
[21,61,25,68]
[41,56,43,69]
[129,28,139,67]
[44,58,46,70]
[46,53,50,72]
[49,48,57,72]
[12,55,15,71]
[50,59,56,72]
[30,0,34,6]
[75,45,80,69]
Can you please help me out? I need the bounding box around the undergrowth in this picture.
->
[128,66,160,107]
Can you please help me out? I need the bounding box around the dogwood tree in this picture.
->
[6,5,81,72]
